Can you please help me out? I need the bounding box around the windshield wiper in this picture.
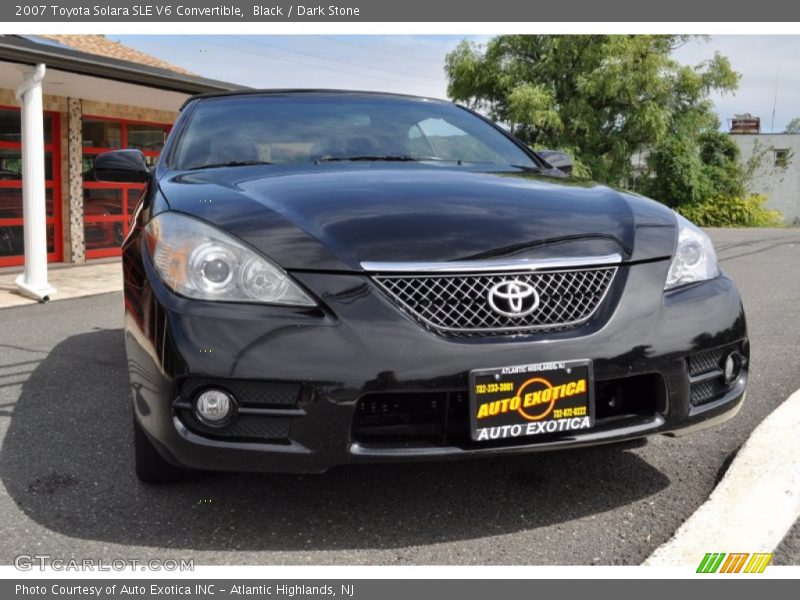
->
[315,155,452,163]
[511,164,547,172]
[188,160,274,170]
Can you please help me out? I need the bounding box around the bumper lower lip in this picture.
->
[143,375,745,474]
[124,248,749,474]
[350,378,748,460]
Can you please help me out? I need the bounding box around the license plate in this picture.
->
[469,360,594,442]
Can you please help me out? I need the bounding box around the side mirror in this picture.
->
[536,150,573,175]
[93,149,151,183]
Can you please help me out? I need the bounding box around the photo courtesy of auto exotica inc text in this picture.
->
[0,1,798,597]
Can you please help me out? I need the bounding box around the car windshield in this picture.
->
[172,94,538,170]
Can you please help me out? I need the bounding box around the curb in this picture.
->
[645,388,800,565]
[0,262,122,309]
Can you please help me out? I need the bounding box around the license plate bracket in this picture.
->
[468,360,594,442]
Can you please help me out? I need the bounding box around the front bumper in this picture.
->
[124,251,748,474]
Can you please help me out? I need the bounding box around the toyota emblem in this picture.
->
[487,280,540,318]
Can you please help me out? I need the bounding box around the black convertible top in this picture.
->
[180,88,450,111]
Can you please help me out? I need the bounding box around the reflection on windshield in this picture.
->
[173,95,538,171]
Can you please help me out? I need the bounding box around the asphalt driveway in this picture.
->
[0,228,798,565]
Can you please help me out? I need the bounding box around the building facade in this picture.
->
[730,133,800,225]
[0,34,240,269]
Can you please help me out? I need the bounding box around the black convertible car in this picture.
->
[98,90,748,483]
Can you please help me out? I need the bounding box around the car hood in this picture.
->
[157,164,677,271]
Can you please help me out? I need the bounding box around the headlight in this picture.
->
[144,211,316,306]
[664,214,719,290]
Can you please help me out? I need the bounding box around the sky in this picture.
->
[115,35,800,133]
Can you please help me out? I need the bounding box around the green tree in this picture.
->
[784,117,800,134]
[641,130,745,207]
[445,35,740,204]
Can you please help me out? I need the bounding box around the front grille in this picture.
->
[373,267,617,336]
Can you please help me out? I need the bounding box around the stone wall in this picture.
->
[81,100,177,125]
[67,98,83,262]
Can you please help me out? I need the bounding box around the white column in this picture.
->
[14,64,56,301]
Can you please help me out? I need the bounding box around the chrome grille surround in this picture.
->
[372,265,618,337]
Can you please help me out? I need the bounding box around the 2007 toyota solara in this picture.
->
[96,90,748,483]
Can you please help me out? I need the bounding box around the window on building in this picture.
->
[81,117,170,258]
[774,149,789,168]
[0,107,61,266]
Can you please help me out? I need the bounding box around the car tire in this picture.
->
[133,416,194,484]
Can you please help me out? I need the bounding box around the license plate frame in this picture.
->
[468,359,594,443]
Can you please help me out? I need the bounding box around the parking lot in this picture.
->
[0,228,798,566]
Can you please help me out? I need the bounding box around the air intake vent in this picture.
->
[178,410,291,443]
[687,344,743,407]
[179,378,300,407]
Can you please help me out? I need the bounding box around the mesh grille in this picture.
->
[373,267,617,336]
[179,379,300,407]
[690,380,728,406]
[687,343,742,406]
[178,410,291,442]
[688,348,725,377]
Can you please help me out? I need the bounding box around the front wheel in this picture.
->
[133,416,195,484]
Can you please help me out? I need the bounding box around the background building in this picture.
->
[0,34,241,268]
[729,114,800,225]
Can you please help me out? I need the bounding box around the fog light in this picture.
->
[195,389,234,426]
[723,353,741,385]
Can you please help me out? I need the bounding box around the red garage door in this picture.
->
[81,116,170,259]
[0,106,63,268]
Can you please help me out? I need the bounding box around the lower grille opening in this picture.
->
[690,379,731,406]
[594,374,664,421]
[687,343,745,407]
[178,409,291,444]
[353,393,445,443]
[352,373,664,448]
[352,392,469,445]
[174,378,301,444]
[178,378,301,407]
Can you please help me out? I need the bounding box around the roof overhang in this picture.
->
[0,35,244,97]
[0,61,194,111]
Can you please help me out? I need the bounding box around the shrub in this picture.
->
[678,194,783,227]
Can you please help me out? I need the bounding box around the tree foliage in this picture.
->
[784,117,800,134]
[445,35,742,206]
[678,194,782,227]
[640,130,745,207]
